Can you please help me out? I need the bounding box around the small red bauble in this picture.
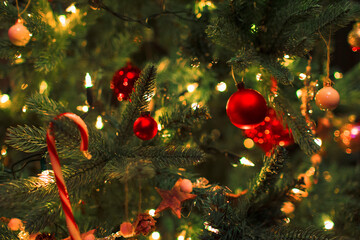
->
[120,222,135,238]
[110,62,141,101]
[179,179,193,193]
[226,83,267,129]
[315,86,340,111]
[133,112,158,140]
[8,21,31,46]
[244,108,294,152]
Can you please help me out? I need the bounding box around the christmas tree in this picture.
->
[0,0,360,239]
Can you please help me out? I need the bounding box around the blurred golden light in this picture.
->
[39,81,48,94]
[0,94,10,103]
[324,220,334,230]
[187,83,198,93]
[151,231,160,240]
[314,138,322,147]
[296,89,302,98]
[58,15,67,26]
[22,105,27,112]
[243,138,255,149]
[149,209,156,217]
[66,4,77,14]
[95,116,104,129]
[256,73,262,81]
[299,73,306,80]
[85,73,93,88]
[216,82,227,92]
[334,72,343,79]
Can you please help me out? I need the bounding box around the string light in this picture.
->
[204,222,219,234]
[157,124,162,131]
[191,103,199,110]
[66,4,77,14]
[76,105,89,112]
[314,138,322,147]
[148,209,156,217]
[39,81,48,94]
[324,220,334,230]
[151,231,160,240]
[37,170,55,186]
[239,157,255,167]
[296,89,302,98]
[256,73,262,81]
[0,94,10,103]
[299,73,306,80]
[95,116,104,129]
[58,15,67,27]
[1,146,7,156]
[334,72,343,79]
[85,73,93,88]
[216,82,227,92]
[187,83,198,93]
[22,105,27,112]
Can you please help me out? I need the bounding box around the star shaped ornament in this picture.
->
[155,179,197,218]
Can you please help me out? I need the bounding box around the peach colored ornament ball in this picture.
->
[315,86,340,111]
[8,22,31,46]
[180,179,193,193]
[120,222,134,238]
[7,218,23,231]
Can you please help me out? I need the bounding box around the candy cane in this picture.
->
[46,113,90,240]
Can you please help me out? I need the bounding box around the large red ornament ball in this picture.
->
[226,83,267,129]
[244,108,294,152]
[111,62,141,101]
[133,112,158,140]
[315,86,340,111]
[8,21,31,47]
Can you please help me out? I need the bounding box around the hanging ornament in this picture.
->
[226,82,267,129]
[133,112,158,140]
[133,213,156,236]
[243,108,294,152]
[7,218,23,231]
[179,179,193,193]
[336,122,360,154]
[8,20,31,47]
[155,178,197,219]
[120,222,135,238]
[110,62,141,101]
[315,86,340,111]
[348,23,360,52]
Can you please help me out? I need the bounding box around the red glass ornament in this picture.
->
[244,108,294,152]
[226,83,267,129]
[110,62,141,101]
[133,112,158,140]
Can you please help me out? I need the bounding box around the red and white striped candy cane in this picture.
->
[46,113,90,240]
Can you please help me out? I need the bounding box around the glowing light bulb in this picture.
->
[296,89,302,98]
[58,15,67,26]
[239,157,255,167]
[22,105,27,112]
[151,231,160,240]
[299,73,306,80]
[256,73,262,81]
[284,54,290,59]
[66,4,77,13]
[157,124,162,131]
[95,116,104,129]
[149,209,156,217]
[191,103,199,110]
[38,170,55,186]
[85,73,93,88]
[187,83,198,93]
[0,94,10,103]
[216,82,227,92]
[324,220,334,230]
[292,188,301,194]
[1,147,7,156]
[39,81,48,94]
[178,236,185,240]
[314,138,322,147]
[334,72,343,79]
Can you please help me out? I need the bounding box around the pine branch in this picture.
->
[26,93,67,119]
[134,146,205,169]
[272,94,320,156]
[273,226,337,240]
[6,125,47,153]
[249,147,287,202]
[117,65,157,144]
[159,104,210,128]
